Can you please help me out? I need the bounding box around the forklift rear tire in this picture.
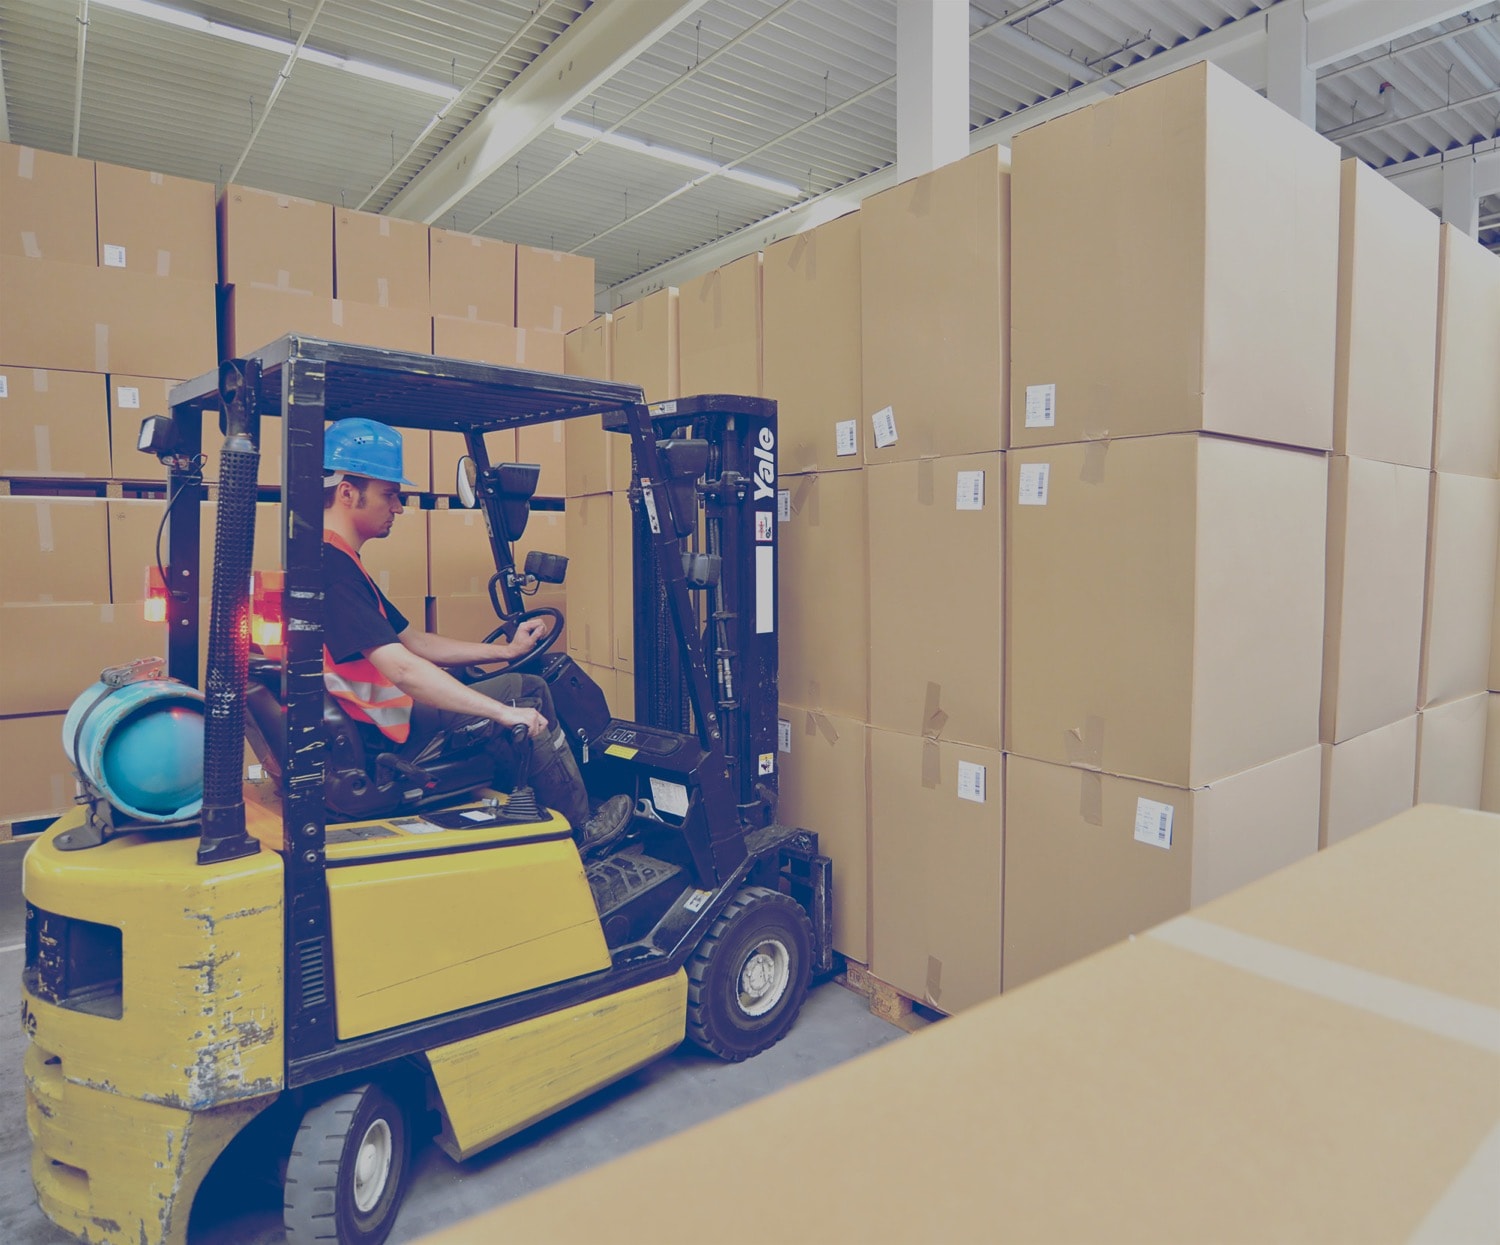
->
[284,1082,411,1245]
[686,886,814,1062]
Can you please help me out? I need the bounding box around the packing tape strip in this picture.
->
[377,276,390,308]
[156,249,171,278]
[789,232,812,274]
[1407,1121,1500,1245]
[922,682,948,740]
[1081,432,1110,485]
[1078,769,1103,827]
[378,216,391,237]
[906,171,933,217]
[150,172,164,186]
[1064,715,1105,768]
[921,737,940,788]
[916,456,935,507]
[791,473,817,524]
[35,500,54,553]
[20,230,42,258]
[332,299,345,327]
[17,146,35,179]
[804,711,839,746]
[516,328,527,366]
[925,955,943,1008]
[93,324,110,372]
[551,306,563,333]
[34,427,51,474]
[466,304,479,321]
[32,369,49,393]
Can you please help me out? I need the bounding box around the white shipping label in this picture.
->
[102,244,127,268]
[777,489,791,522]
[777,718,792,754]
[871,406,898,449]
[0,376,8,398]
[640,483,662,534]
[116,386,141,410]
[1025,383,1057,428]
[955,471,985,511]
[650,777,690,818]
[957,761,987,804]
[835,420,858,457]
[1134,798,1174,850]
[650,400,679,416]
[1017,462,1050,506]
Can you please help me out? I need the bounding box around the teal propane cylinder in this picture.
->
[61,678,206,823]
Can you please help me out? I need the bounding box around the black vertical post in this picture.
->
[165,402,204,689]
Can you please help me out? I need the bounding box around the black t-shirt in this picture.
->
[324,542,409,664]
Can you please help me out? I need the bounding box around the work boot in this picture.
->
[577,794,634,857]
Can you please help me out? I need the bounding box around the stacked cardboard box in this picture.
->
[1004,62,1340,991]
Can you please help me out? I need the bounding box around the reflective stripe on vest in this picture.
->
[323,531,413,744]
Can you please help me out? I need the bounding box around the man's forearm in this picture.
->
[370,644,528,724]
[401,629,519,666]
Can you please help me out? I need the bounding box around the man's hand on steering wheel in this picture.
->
[510,616,550,655]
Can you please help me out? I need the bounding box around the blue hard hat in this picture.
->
[324,418,412,485]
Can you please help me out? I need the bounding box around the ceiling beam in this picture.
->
[387,0,710,224]
[1305,0,1476,70]
[1387,148,1500,209]
[0,19,11,143]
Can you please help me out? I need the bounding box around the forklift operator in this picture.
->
[320,417,632,852]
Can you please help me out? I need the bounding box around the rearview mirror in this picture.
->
[456,456,478,509]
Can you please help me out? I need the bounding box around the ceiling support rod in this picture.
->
[226,0,328,186]
[70,0,90,156]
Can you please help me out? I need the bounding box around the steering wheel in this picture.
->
[457,606,565,683]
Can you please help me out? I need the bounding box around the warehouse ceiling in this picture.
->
[1,0,1498,301]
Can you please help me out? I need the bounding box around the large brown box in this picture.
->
[1010,63,1338,451]
[869,729,1002,1013]
[107,500,288,604]
[334,209,429,313]
[563,493,613,667]
[0,257,216,380]
[1483,693,1500,813]
[1321,456,1430,743]
[517,420,567,499]
[224,286,432,358]
[0,497,111,604]
[763,213,862,475]
[1007,434,1327,788]
[777,470,868,719]
[1419,472,1500,707]
[1333,159,1439,468]
[867,453,1002,748]
[0,367,111,477]
[1433,222,1500,478]
[1003,746,1322,990]
[776,706,869,962]
[612,289,678,403]
[515,246,594,334]
[355,511,429,602]
[0,142,95,265]
[218,184,332,297]
[94,161,217,283]
[1319,714,1418,849]
[429,229,515,325]
[0,603,166,714]
[432,318,563,372]
[862,148,1008,463]
[428,508,497,598]
[679,252,762,398]
[429,596,513,647]
[0,714,75,823]
[564,316,632,497]
[107,376,180,480]
[1415,691,1488,809]
[430,431,513,500]
[608,491,635,673]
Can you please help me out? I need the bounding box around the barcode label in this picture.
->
[1025,383,1056,428]
[1134,798,1174,850]
[102,244,127,268]
[835,420,858,456]
[957,761,987,803]
[956,471,985,511]
[777,489,791,522]
[1017,462,1050,506]
[117,386,141,409]
[0,376,8,399]
[871,406,898,449]
[777,718,791,753]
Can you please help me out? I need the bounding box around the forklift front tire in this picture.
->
[686,886,814,1062]
[284,1082,411,1245]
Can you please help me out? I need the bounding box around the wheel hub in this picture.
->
[737,938,790,1018]
[353,1118,393,1214]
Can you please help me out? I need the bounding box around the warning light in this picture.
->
[144,565,168,623]
[251,571,286,659]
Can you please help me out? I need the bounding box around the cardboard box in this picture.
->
[0,497,111,604]
[1419,472,1500,707]
[1321,456,1430,743]
[867,452,1002,749]
[443,805,1500,1245]
[517,420,566,499]
[1333,158,1439,468]
[1007,434,1328,788]
[0,603,168,714]
[428,508,499,598]
[430,431,514,499]
[777,470,869,719]
[1433,222,1500,478]
[611,288,678,403]
[94,161,217,283]
[776,706,869,961]
[1010,62,1338,451]
[0,714,76,823]
[1483,693,1500,813]
[106,499,284,603]
[564,315,632,496]
[513,508,568,639]
[1320,714,1418,849]
[0,142,95,266]
[218,184,332,297]
[357,509,429,602]
[0,367,111,477]
[607,492,634,673]
[224,286,432,358]
[869,730,1002,1012]
[862,147,1008,463]
[515,246,594,333]
[0,257,216,380]
[563,493,613,667]
[335,209,430,312]
[1415,691,1488,809]
[429,229,515,325]
[429,595,508,645]
[679,252,762,399]
[763,213,862,474]
[1493,544,1500,693]
[433,318,563,371]
[1003,745,1322,990]
[107,376,180,480]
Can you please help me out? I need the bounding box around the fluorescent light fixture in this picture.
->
[555,118,801,198]
[93,0,459,101]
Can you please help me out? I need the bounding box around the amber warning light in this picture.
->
[252,571,286,658]
[143,565,168,623]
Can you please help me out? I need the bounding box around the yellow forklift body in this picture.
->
[428,970,688,1160]
[326,809,611,1039]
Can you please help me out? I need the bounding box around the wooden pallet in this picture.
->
[0,815,56,843]
[838,960,939,1033]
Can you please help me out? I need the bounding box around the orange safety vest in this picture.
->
[322,531,413,743]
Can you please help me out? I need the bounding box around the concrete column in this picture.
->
[896,0,969,183]
[1441,156,1479,237]
[1267,0,1316,128]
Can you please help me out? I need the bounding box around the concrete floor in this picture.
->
[0,837,909,1244]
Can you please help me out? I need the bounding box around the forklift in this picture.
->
[21,336,833,1245]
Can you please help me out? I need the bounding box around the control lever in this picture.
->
[500,723,542,823]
